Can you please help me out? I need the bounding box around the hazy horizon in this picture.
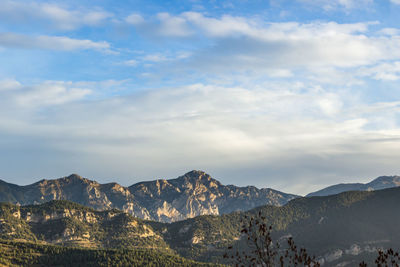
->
[1,0,400,195]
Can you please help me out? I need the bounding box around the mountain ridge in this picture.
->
[0,170,298,223]
[307,175,400,197]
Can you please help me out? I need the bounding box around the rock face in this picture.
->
[0,170,298,223]
[0,201,167,249]
[307,175,400,197]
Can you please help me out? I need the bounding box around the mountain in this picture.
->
[306,175,400,197]
[158,186,400,266]
[0,201,218,266]
[2,187,400,266]
[128,170,298,222]
[0,200,169,249]
[0,170,298,223]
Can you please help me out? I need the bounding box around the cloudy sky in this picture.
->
[1,0,400,195]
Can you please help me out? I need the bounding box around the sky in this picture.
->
[1,0,400,195]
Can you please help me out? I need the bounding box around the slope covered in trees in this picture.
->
[0,239,218,266]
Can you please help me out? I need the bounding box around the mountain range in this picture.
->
[0,170,298,223]
[1,186,400,266]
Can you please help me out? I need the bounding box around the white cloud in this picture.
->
[0,0,112,30]
[298,0,373,10]
[1,8,400,193]
[1,79,400,194]
[142,54,169,62]
[16,85,90,107]
[379,28,400,36]
[0,80,91,107]
[0,79,21,91]
[129,51,192,66]
[125,13,144,25]
[316,93,343,116]
[391,0,400,4]
[126,12,192,38]
[359,61,400,80]
[0,32,110,51]
[128,12,400,76]
[155,12,193,37]
[182,12,260,37]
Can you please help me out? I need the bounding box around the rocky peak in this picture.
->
[186,170,207,177]
[38,174,94,189]
[67,173,83,179]
[176,170,220,186]
[65,174,88,183]
[37,174,89,186]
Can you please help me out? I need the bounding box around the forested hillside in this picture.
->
[0,239,218,266]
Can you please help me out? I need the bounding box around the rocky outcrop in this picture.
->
[0,171,298,222]
[0,201,165,248]
[128,170,298,222]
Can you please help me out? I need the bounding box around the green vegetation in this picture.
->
[0,203,37,241]
[0,239,217,266]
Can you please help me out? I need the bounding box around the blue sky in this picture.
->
[1,0,400,195]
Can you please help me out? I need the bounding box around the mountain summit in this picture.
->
[0,170,298,222]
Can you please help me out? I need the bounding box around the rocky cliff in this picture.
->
[0,200,168,250]
[0,170,298,222]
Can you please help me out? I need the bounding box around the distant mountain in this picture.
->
[306,175,400,197]
[0,170,298,222]
[2,187,400,266]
